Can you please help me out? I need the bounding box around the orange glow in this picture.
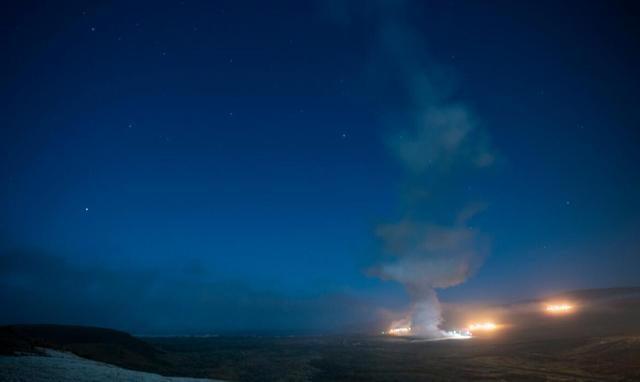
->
[388,327,411,336]
[545,303,574,314]
[467,322,497,332]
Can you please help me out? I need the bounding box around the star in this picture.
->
[85,207,89,212]
[341,133,347,139]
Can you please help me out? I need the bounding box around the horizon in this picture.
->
[1,0,639,335]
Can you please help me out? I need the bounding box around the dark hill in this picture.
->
[0,324,174,375]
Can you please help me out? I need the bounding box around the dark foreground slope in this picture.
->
[0,324,175,375]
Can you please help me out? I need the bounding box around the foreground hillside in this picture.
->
[0,324,174,374]
[0,348,220,382]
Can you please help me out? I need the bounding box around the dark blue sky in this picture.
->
[1,0,639,334]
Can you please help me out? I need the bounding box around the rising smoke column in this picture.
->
[360,1,499,337]
[374,214,491,336]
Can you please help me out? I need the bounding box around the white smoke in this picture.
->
[374,213,490,337]
[352,1,498,337]
[388,105,495,173]
[322,0,498,337]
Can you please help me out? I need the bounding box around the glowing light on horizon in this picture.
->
[545,303,574,314]
[442,329,473,339]
[384,324,474,340]
[388,327,411,336]
[467,322,497,332]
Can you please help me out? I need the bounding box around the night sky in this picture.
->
[1,0,639,334]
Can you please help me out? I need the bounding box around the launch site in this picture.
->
[1,0,639,381]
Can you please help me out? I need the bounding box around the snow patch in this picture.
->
[0,348,223,382]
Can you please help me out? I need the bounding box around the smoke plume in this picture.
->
[355,1,498,337]
[374,213,490,336]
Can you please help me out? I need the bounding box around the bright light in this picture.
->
[545,303,574,314]
[467,322,497,332]
[388,327,411,336]
[442,329,473,339]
